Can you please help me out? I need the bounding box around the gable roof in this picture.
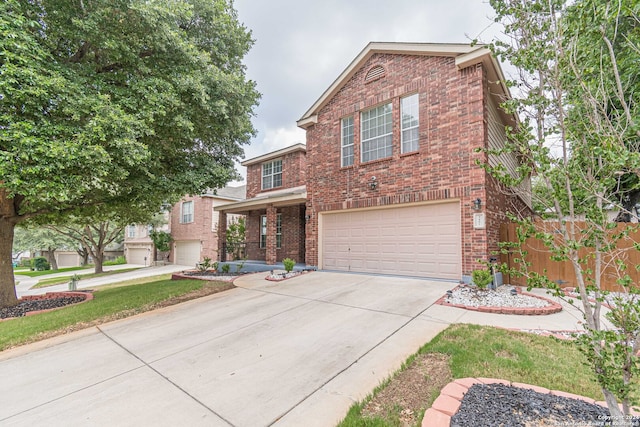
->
[241,143,306,167]
[296,42,514,129]
[203,185,246,201]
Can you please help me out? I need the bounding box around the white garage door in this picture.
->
[321,202,461,280]
[175,241,201,267]
[127,248,150,265]
[57,253,78,267]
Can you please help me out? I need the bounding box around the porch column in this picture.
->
[265,204,277,265]
[217,211,227,262]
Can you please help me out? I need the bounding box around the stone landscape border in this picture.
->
[422,377,639,427]
[436,285,563,315]
[20,291,93,317]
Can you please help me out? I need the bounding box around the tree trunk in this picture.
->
[93,250,104,274]
[47,247,59,270]
[0,217,18,308]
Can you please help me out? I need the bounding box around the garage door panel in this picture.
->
[321,203,461,280]
[175,241,201,267]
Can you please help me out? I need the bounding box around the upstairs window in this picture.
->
[127,225,136,238]
[262,159,282,190]
[341,116,354,167]
[181,201,194,223]
[361,103,392,162]
[401,94,419,153]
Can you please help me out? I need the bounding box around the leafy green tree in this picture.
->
[226,216,246,260]
[50,221,124,274]
[13,226,78,270]
[487,0,640,421]
[149,230,172,261]
[0,0,259,307]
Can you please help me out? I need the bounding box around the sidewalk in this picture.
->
[14,264,191,298]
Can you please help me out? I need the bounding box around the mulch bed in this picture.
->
[0,292,93,320]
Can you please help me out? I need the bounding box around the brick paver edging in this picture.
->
[19,291,94,318]
[435,286,563,315]
[421,377,639,426]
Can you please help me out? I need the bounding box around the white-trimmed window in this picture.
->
[259,214,282,249]
[181,201,194,223]
[262,159,282,190]
[127,225,136,238]
[361,103,392,162]
[401,94,419,153]
[341,116,354,167]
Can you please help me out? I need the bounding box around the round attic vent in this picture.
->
[364,65,385,83]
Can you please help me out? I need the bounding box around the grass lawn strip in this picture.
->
[0,277,233,352]
[338,323,635,427]
[32,268,142,288]
[15,266,95,278]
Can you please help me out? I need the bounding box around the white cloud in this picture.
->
[230,0,503,185]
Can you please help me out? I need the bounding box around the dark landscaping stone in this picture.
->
[450,383,639,427]
[0,296,85,319]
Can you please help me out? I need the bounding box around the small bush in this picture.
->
[197,257,212,272]
[31,257,51,271]
[283,258,295,273]
[221,263,230,274]
[472,269,493,290]
[104,256,126,266]
[235,261,245,273]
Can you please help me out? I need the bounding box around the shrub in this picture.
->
[198,257,212,272]
[235,260,245,273]
[31,257,51,271]
[283,258,295,273]
[221,263,230,274]
[472,269,493,290]
[104,256,126,266]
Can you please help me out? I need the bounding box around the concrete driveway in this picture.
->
[0,272,455,427]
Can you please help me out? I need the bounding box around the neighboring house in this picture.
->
[124,222,164,266]
[170,186,246,267]
[218,42,531,281]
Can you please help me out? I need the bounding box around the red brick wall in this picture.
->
[246,151,307,198]
[245,205,306,263]
[304,53,500,275]
[170,196,220,262]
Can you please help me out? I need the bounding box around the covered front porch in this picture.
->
[215,187,307,265]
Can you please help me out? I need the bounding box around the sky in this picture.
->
[231,0,502,183]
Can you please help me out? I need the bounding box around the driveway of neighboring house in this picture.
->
[0,271,585,427]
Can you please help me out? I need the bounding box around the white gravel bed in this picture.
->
[447,285,551,308]
[266,271,305,281]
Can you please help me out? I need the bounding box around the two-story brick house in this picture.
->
[216,144,307,264]
[218,42,531,281]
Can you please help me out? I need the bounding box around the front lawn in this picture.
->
[0,276,233,351]
[31,268,141,288]
[339,324,609,427]
[14,266,92,277]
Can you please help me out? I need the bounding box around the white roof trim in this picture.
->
[297,42,488,127]
[214,188,307,214]
[241,143,306,166]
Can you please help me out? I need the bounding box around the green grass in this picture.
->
[0,277,233,351]
[31,268,141,288]
[14,266,92,277]
[338,323,605,427]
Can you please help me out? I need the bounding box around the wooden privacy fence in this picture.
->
[499,222,640,292]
